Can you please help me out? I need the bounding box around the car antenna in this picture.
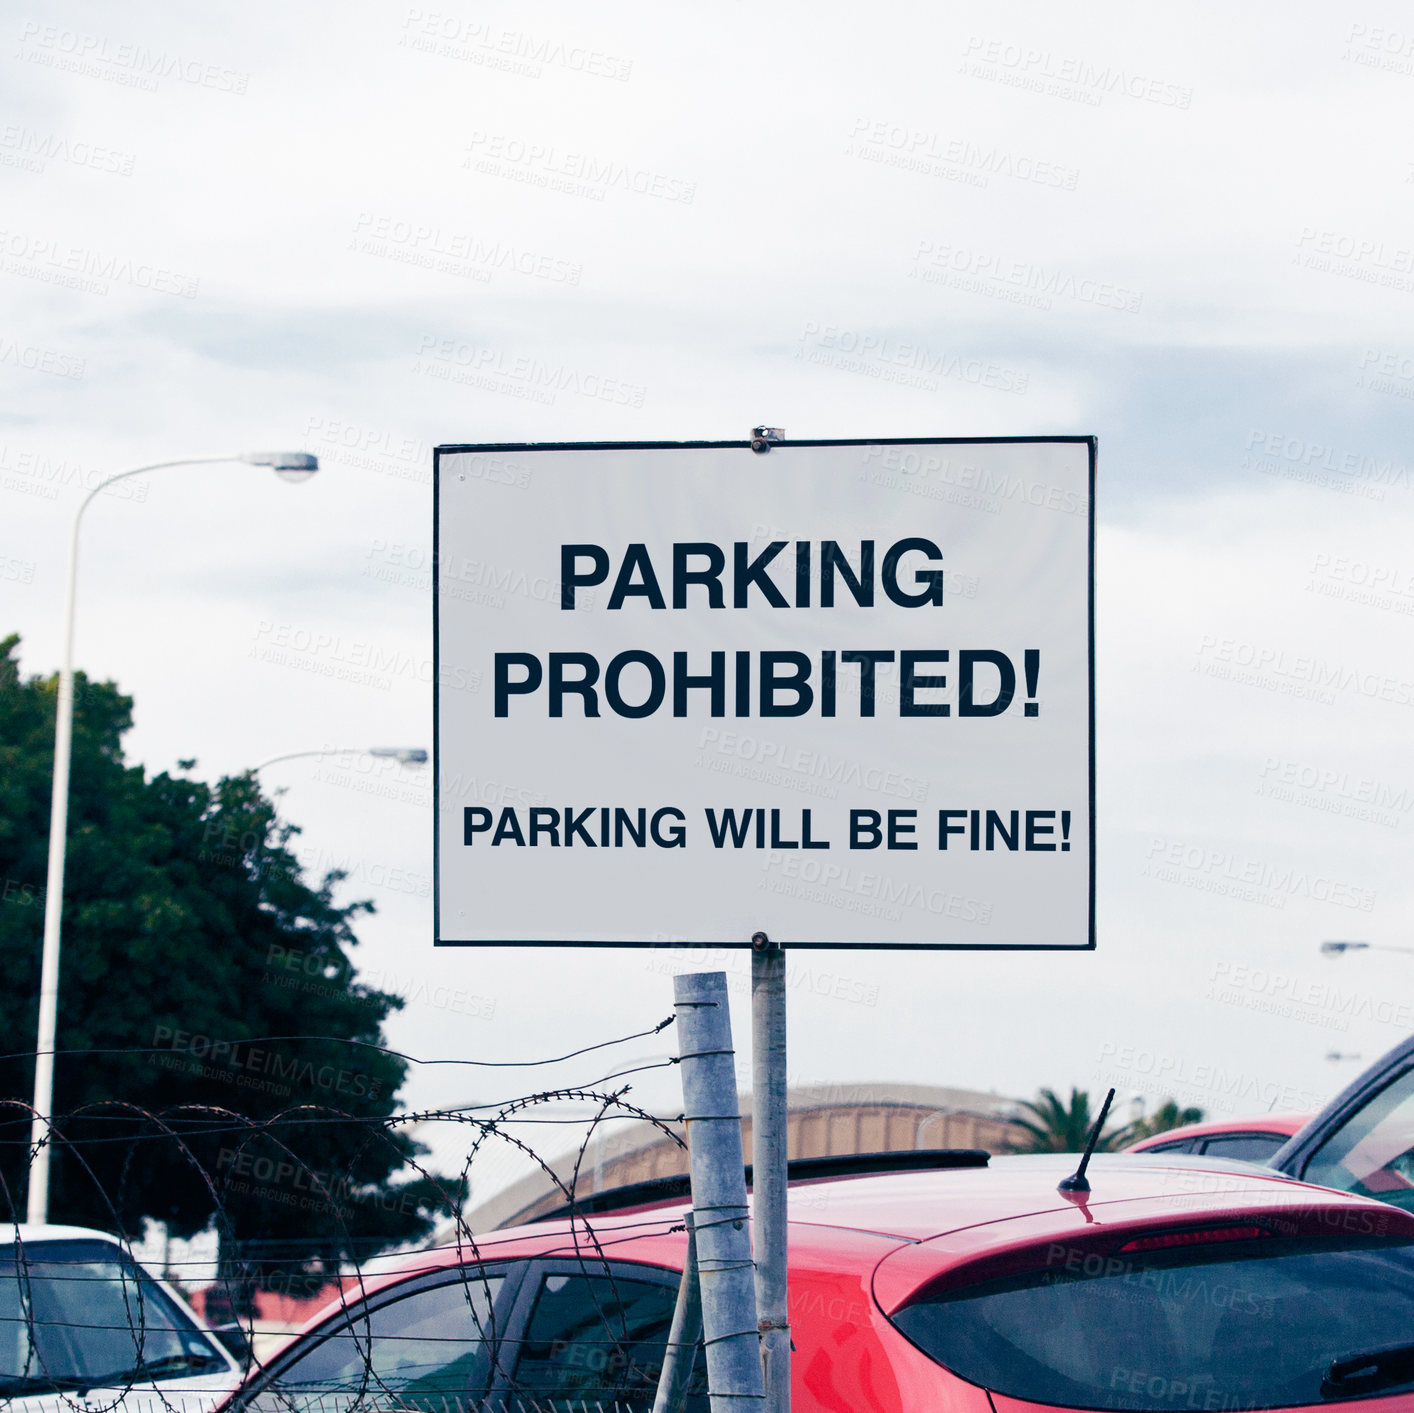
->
[1058,1088,1115,1194]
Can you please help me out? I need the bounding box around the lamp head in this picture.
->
[242,451,319,483]
[367,748,429,767]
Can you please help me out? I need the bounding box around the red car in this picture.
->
[220,1151,1414,1412]
[1126,1113,1311,1163]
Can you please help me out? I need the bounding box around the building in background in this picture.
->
[453,1083,1023,1234]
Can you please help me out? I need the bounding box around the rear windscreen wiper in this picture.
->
[1324,1342,1414,1398]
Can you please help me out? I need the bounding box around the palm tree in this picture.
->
[1010,1087,1129,1153]
[1124,1098,1205,1144]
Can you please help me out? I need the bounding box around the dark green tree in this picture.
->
[0,635,461,1293]
[1010,1087,1131,1153]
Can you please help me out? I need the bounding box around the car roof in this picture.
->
[752,1151,1319,1240]
[1126,1113,1310,1149]
[0,1222,126,1244]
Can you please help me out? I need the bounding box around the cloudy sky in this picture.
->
[6,0,1414,1179]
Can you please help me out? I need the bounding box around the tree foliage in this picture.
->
[1010,1087,1130,1153]
[1125,1098,1206,1143]
[0,635,460,1279]
[1010,1087,1206,1153]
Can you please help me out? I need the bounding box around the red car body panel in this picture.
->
[234,1155,1414,1412]
[993,1396,1414,1413]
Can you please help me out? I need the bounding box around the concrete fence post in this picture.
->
[674,971,764,1413]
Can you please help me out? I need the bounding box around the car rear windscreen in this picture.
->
[890,1233,1414,1409]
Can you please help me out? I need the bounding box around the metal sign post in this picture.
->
[751,933,790,1412]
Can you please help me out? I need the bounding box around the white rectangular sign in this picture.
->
[435,437,1094,948]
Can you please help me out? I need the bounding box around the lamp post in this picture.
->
[28,451,318,1226]
[1320,941,1414,957]
[253,747,428,772]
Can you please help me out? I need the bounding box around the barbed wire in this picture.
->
[0,1014,677,1071]
[0,1025,708,1413]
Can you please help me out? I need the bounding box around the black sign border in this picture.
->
[433,436,1097,950]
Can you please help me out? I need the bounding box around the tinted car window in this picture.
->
[243,1274,502,1413]
[1200,1134,1287,1162]
[891,1235,1414,1409]
[1139,1139,1192,1155]
[509,1272,706,1413]
[0,1240,223,1393]
[1303,1065,1414,1211]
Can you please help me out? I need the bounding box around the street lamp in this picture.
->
[1320,940,1414,957]
[253,747,429,772]
[28,451,319,1225]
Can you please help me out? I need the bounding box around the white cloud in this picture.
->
[4,0,1413,1148]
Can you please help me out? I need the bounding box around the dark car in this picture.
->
[1272,1032,1414,1211]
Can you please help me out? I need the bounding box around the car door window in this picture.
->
[1303,1065,1414,1211]
[245,1273,503,1413]
[1200,1134,1287,1162]
[507,1270,706,1413]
